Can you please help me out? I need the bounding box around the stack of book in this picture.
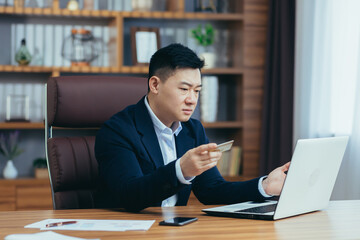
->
[217,146,242,176]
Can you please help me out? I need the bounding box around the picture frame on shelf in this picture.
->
[6,94,30,122]
[131,27,160,66]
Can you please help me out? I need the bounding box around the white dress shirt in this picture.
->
[144,97,271,207]
[144,97,193,207]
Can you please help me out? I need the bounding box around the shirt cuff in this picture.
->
[258,176,273,198]
[175,158,194,184]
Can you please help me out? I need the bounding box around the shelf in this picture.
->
[0,122,100,130]
[202,68,244,75]
[123,11,244,21]
[0,65,243,75]
[0,122,242,130]
[0,65,117,74]
[0,6,116,18]
[0,122,44,129]
[0,178,49,184]
[0,7,243,21]
[202,121,242,129]
[121,66,244,75]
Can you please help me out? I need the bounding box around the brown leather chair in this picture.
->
[45,75,147,209]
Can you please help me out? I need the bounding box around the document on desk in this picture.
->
[5,231,100,240]
[25,219,155,231]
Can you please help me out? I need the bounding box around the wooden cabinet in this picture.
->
[0,179,52,211]
[0,0,268,202]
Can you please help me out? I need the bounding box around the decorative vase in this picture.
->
[61,28,101,66]
[200,52,216,69]
[200,76,219,122]
[3,160,18,179]
[15,39,32,66]
[67,0,79,10]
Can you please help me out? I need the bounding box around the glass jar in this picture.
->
[61,28,101,66]
[15,39,32,66]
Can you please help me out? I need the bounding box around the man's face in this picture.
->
[149,68,202,127]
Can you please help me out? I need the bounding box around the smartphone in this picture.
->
[211,140,234,152]
[159,217,198,226]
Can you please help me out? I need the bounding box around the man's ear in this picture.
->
[149,76,161,94]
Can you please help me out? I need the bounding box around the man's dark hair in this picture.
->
[147,43,204,91]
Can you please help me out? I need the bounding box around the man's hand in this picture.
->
[180,143,222,178]
[262,162,290,196]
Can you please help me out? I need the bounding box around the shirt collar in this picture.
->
[144,96,182,136]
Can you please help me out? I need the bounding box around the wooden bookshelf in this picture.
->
[0,6,243,20]
[0,65,117,73]
[0,122,44,129]
[0,0,269,197]
[0,65,244,75]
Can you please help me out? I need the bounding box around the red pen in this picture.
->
[45,220,77,227]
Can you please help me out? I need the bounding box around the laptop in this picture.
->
[202,136,349,220]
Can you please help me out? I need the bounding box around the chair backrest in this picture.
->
[46,75,147,209]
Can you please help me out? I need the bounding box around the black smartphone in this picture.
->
[159,217,198,226]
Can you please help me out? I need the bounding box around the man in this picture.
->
[95,43,289,212]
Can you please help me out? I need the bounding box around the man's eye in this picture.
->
[180,88,188,91]
[195,89,201,93]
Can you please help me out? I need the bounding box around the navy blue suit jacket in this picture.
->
[94,96,267,211]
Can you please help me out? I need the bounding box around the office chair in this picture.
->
[45,75,147,209]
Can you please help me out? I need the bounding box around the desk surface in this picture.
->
[0,200,359,240]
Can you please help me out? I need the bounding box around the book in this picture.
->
[217,146,242,176]
[229,146,242,176]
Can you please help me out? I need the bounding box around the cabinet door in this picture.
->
[16,186,53,210]
[0,186,16,211]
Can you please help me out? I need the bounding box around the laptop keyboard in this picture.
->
[235,204,277,213]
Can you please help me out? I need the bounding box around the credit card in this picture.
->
[211,140,234,152]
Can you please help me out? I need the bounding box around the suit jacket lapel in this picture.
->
[134,97,164,168]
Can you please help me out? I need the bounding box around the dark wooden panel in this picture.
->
[244,0,269,27]
[243,128,261,151]
[243,27,267,67]
[243,88,263,110]
[242,151,260,177]
[16,186,53,210]
[242,0,268,179]
[243,88,263,152]
[243,109,262,129]
[243,68,265,89]
[0,186,15,211]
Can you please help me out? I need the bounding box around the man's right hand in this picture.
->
[180,143,222,178]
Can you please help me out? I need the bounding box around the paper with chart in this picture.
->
[25,219,155,231]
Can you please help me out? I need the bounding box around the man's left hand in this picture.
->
[262,162,290,196]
